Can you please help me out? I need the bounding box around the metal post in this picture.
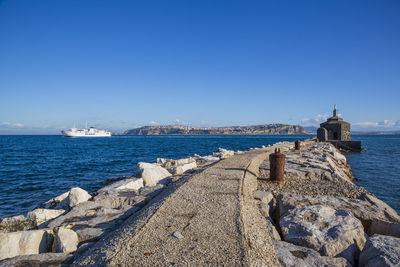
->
[269,148,286,184]
[295,140,301,151]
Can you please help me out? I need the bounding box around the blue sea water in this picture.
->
[346,135,400,214]
[0,135,399,218]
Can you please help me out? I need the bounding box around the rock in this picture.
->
[358,193,400,223]
[98,178,144,193]
[333,151,347,163]
[75,228,104,243]
[75,242,95,256]
[94,191,145,209]
[54,227,78,254]
[195,155,220,162]
[359,234,400,267]
[117,206,140,221]
[255,191,275,217]
[213,148,234,159]
[96,207,124,217]
[47,209,87,229]
[259,202,270,217]
[280,205,366,264]
[73,213,124,228]
[48,200,130,230]
[369,219,400,237]
[266,218,281,241]
[136,162,171,186]
[68,187,91,208]
[27,209,65,227]
[0,215,35,232]
[139,184,165,198]
[47,201,109,229]
[0,253,69,267]
[274,240,350,267]
[167,162,197,175]
[40,191,69,210]
[0,229,53,260]
[157,157,196,167]
[254,190,272,202]
[277,194,400,233]
[172,232,184,239]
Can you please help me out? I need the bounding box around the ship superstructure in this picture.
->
[62,122,112,137]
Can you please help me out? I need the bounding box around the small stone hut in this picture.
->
[317,105,361,151]
[317,105,350,141]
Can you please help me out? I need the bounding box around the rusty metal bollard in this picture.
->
[295,140,301,151]
[269,148,286,184]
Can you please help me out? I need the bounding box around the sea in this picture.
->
[0,135,399,218]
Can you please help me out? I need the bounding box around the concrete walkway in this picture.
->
[73,150,280,266]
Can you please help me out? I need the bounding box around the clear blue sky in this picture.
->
[1,0,399,134]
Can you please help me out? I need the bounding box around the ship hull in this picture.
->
[61,128,112,137]
[62,132,112,137]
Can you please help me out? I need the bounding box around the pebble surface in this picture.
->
[258,142,368,199]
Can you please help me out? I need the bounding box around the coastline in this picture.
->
[1,140,399,266]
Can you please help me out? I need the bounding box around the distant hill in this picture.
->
[124,124,307,135]
[303,126,318,134]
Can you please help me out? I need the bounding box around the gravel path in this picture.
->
[73,150,280,266]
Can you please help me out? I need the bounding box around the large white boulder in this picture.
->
[280,205,366,264]
[136,162,171,186]
[359,234,400,267]
[27,209,65,227]
[167,162,197,175]
[274,240,349,267]
[68,187,91,208]
[98,178,144,193]
[54,227,78,254]
[0,230,53,260]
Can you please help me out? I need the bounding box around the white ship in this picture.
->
[62,123,112,137]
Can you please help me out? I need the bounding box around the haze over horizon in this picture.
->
[1,0,399,134]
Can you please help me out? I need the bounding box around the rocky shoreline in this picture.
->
[0,140,399,266]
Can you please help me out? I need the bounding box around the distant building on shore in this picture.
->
[317,105,361,151]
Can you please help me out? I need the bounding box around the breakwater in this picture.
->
[1,140,399,266]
